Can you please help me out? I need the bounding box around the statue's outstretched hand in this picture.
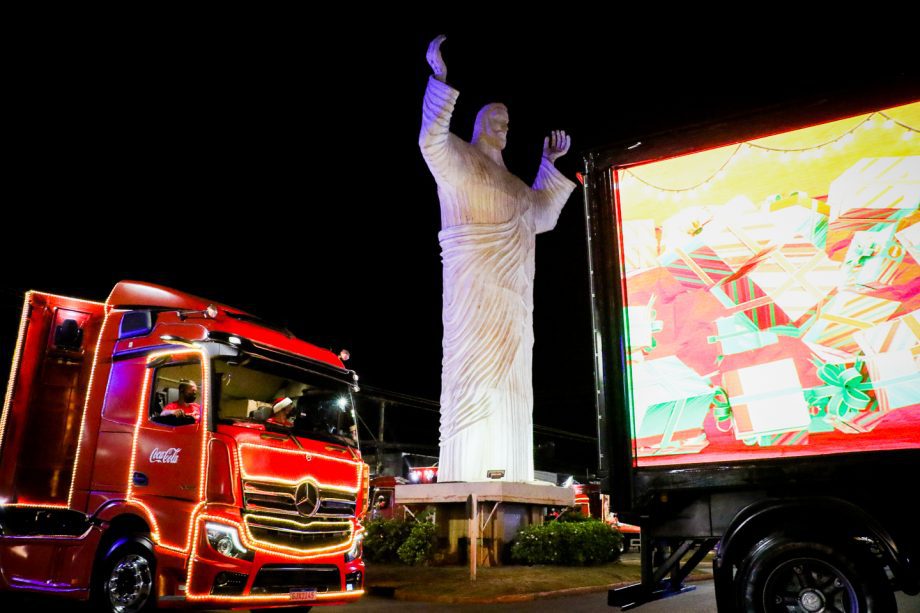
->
[542,130,571,163]
[427,35,448,82]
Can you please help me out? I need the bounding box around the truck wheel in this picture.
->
[94,537,157,613]
[737,534,893,613]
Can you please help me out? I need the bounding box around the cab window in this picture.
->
[149,359,202,427]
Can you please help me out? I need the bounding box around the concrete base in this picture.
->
[395,482,574,566]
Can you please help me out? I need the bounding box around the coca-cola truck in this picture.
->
[0,281,369,611]
[584,87,920,610]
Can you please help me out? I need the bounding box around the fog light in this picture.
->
[345,571,363,591]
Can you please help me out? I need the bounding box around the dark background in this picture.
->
[3,18,917,476]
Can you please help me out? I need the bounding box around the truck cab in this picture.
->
[0,281,369,611]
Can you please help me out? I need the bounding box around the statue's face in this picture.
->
[486,108,509,150]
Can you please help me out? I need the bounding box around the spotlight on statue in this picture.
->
[486,469,505,480]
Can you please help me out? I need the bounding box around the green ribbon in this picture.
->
[806,358,873,418]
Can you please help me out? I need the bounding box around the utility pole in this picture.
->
[376,400,386,475]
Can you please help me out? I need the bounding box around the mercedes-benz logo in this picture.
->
[294,481,319,517]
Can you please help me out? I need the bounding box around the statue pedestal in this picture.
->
[395,481,574,566]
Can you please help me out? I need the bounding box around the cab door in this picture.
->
[129,353,207,552]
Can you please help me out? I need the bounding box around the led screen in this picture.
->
[615,101,920,466]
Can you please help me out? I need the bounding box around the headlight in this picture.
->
[344,537,363,563]
[206,522,254,561]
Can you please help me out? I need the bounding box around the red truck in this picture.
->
[0,281,369,611]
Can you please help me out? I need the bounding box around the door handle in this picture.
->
[133,472,149,487]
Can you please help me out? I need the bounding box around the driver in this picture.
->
[160,379,201,420]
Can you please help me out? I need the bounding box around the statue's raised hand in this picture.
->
[542,130,571,163]
[427,35,448,82]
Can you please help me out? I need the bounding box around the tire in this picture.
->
[93,537,157,613]
[736,533,894,613]
[252,608,312,612]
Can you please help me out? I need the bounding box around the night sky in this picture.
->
[4,20,917,476]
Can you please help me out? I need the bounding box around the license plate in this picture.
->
[290,589,317,601]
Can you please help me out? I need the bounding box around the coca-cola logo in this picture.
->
[149,448,181,464]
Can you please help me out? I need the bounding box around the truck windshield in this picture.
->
[213,356,358,448]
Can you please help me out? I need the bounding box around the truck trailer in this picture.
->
[0,281,369,611]
[583,88,920,611]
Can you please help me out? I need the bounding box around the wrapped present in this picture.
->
[802,290,901,362]
[827,157,920,222]
[806,359,875,419]
[863,350,920,412]
[707,313,798,356]
[765,191,830,217]
[827,208,918,262]
[659,241,733,289]
[853,309,920,357]
[707,211,786,272]
[764,196,830,250]
[842,225,906,289]
[630,356,715,456]
[711,275,792,331]
[896,222,920,264]
[833,405,887,434]
[744,235,843,321]
[826,352,920,432]
[622,219,660,274]
[626,297,663,361]
[721,358,811,443]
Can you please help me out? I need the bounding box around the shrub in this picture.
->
[397,518,438,565]
[511,518,622,566]
[363,517,413,563]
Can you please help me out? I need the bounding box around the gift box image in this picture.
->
[802,290,901,362]
[630,356,715,456]
[827,157,920,222]
[863,350,920,413]
[707,209,787,273]
[622,219,660,275]
[721,358,811,444]
[743,234,843,321]
[659,241,733,290]
[853,309,920,357]
[625,300,663,364]
[707,313,792,356]
[764,197,830,250]
[896,222,920,265]
[710,275,792,331]
[842,225,907,289]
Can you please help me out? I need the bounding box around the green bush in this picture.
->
[511,519,622,566]
[397,519,438,566]
[363,517,413,563]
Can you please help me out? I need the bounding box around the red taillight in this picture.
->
[207,439,235,505]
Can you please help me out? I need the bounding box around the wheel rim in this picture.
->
[106,553,152,613]
[763,556,857,612]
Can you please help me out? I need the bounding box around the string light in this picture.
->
[68,305,113,507]
[1,292,368,606]
[0,292,34,481]
[621,107,919,197]
[185,514,364,602]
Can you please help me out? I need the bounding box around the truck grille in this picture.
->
[242,480,357,518]
[245,516,353,551]
[250,564,340,594]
